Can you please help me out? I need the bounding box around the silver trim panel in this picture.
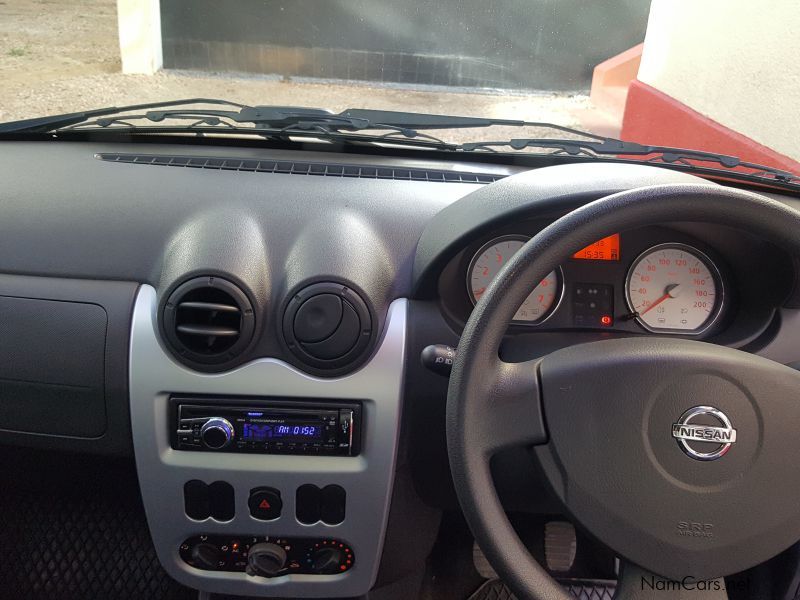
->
[129,285,407,597]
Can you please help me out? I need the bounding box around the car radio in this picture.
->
[170,398,361,456]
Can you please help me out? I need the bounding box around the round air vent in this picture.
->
[283,282,373,374]
[162,276,255,368]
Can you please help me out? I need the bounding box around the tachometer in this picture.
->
[626,243,723,333]
[467,236,561,323]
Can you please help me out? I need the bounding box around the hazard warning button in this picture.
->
[248,487,283,521]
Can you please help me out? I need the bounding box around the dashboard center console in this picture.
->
[128,285,408,598]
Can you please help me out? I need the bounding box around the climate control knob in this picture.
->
[200,417,234,449]
[310,547,346,574]
[246,542,288,577]
[190,542,222,570]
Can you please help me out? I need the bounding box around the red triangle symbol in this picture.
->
[258,499,271,509]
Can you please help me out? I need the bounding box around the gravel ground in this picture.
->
[0,0,593,143]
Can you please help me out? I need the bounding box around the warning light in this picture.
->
[600,315,613,326]
[258,499,271,509]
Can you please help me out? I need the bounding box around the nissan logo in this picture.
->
[672,406,737,461]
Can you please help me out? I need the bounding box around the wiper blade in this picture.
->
[457,137,800,184]
[0,98,250,133]
[34,105,456,146]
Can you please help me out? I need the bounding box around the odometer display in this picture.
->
[626,244,721,333]
[468,236,561,323]
[573,233,620,261]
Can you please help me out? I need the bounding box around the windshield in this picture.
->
[1,1,798,176]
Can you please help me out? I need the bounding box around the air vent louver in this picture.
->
[282,282,374,375]
[162,277,255,368]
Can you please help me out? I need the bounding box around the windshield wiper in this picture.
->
[0,101,576,137]
[2,102,797,186]
[0,102,456,146]
[458,137,800,184]
[0,98,252,134]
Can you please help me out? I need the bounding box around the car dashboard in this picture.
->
[0,140,798,598]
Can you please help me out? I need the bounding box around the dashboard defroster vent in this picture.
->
[96,153,503,184]
[161,277,255,369]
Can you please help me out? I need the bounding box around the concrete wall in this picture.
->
[118,0,162,74]
[158,0,651,91]
[636,0,800,162]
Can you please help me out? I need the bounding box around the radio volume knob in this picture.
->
[200,417,234,449]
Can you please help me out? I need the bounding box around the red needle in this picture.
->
[640,293,670,315]
[640,283,680,316]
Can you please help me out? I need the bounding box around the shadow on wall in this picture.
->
[160,0,650,92]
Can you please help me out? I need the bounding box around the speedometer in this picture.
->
[626,243,723,333]
[467,236,561,323]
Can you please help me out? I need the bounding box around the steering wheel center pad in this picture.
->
[537,336,800,580]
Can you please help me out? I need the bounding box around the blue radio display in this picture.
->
[243,422,322,441]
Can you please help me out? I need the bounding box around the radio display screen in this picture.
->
[243,422,323,441]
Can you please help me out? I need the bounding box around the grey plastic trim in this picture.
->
[129,285,407,597]
[753,308,800,364]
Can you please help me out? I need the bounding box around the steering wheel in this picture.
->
[447,183,800,600]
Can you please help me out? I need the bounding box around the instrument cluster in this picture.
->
[435,220,799,342]
[465,232,724,335]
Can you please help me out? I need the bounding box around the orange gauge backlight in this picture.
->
[573,233,620,261]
